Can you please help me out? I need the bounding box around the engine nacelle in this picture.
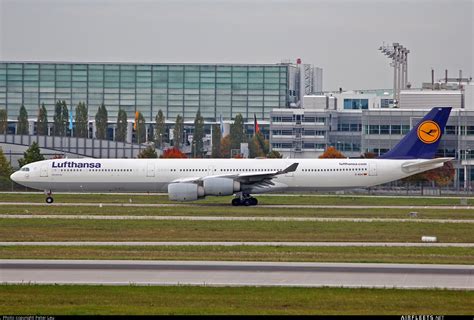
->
[203,178,240,196]
[168,183,205,201]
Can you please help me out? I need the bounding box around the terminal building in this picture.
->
[0,61,321,137]
[270,83,472,158]
[270,80,474,189]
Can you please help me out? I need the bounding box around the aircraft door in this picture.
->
[40,165,48,177]
[146,162,155,177]
[207,166,215,176]
[369,163,377,176]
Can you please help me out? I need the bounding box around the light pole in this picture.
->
[379,42,410,107]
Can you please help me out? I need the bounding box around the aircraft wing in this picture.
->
[171,162,299,184]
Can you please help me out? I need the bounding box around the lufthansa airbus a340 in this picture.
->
[11,107,452,206]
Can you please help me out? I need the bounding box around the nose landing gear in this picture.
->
[231,193,258,206]
[44,190,54,204]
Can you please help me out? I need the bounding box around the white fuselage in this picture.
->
[11,158,437,193]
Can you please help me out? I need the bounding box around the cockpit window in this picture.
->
[20,167,30,172]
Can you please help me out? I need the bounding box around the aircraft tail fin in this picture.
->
[379,107,451,159]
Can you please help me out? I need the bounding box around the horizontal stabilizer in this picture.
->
[402,157,453,173]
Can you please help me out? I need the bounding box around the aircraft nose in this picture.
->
[10,171,21,183]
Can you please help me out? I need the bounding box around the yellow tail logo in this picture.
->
[417,120,441,144]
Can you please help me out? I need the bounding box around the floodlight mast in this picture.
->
[379,42,410,107]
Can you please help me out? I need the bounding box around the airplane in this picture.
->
[11,107,452,206]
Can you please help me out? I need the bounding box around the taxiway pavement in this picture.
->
[0,202,473,210]
[1,259,472,289]
[0,214,472,224]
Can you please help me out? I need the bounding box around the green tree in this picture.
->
[155,109,166,148]
[37,103,48,136]
[53,100,68,136]
[173,114,184,148]
[249,135,263,158]
[0,109,7,134]
[0,147,12,177]
[17,105,29,135]
[18,141,44,167]
[191,109,205,158]
[115,109,128,142]
[267,150,282,158]
[220,135,231,158]
[135,112,146,143]
[0,147,13,190]
[63,101,69,134]
[75,102,88,138]
[137,145,158,158]
[95,103,108,140]
[249,131,268,158]
[211,124,222,158]
[230,113,246,151]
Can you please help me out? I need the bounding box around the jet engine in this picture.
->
[168,178,240,201]
[168,183,205,201]
[203,178,240,196]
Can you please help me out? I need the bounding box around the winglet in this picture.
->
[278,163,299,174]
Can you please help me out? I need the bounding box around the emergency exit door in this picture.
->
[40,165,48,177]
[369,163,377,176]
[147,162,155,177]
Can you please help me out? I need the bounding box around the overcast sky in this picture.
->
[0,0,472,90]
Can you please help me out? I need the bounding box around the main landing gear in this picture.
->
[231,193,258,206]
[45,190,54,204]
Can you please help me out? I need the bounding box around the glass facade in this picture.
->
[380,98,394,108]
[343,98,369,110]
[0,62,291,122]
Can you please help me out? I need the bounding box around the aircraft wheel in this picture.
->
[45,196,54,204]
[231,198,240,206]
[250,198,258,206]
[243,199,252,206]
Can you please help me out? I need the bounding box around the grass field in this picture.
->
[1,194,472,315]
[1,204,474,220]
[1,193,473,206]
[2,194,472,264]
[1,285,472,315]
[1,245,473,264]
[1,218,473,242]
